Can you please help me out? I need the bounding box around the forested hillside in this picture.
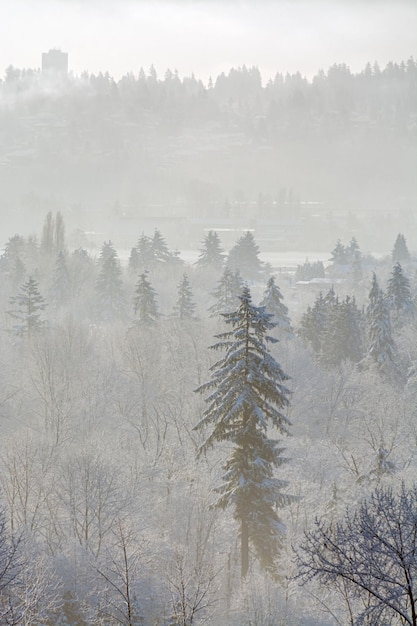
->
[1,60,416,250]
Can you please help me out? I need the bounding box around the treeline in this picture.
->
[2,59,416,136]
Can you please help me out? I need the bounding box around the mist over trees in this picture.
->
[0,209,415,623]
[0,59,416,251]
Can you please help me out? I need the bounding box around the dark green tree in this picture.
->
[366,274,398,375]
[195,286,292,578]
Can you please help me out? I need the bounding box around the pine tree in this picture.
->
[95,241,125,321]
[195,230,224,270]
[392,234,410,263]
[132,272,159,326]
[366,274,398,374]
[195,286,292,578]
[209,267,243,317]
[386,263,415,317]
[173,273,196,320]
[259,276,293,335]
[227,231,263,281]
[298,289,334,354]
[329,239,347,266]
[152,229,172,265]
[8,276,47,337]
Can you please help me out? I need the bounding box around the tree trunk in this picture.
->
[241,517,249,579]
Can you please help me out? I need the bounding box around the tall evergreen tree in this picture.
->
[329,239,347,266]
[195,286,292,578]
[132,272,159,326]
[227,231,263,281]
[298,288,335,354]
[392,233,410,263]
[152,229,172,265]
[366,275,398,374]
[195,230,224,270]
[8,276,47,337]
[386,262,415,317]
[95,241,125,321]
[209,267,243,317]
[259,276,293,335]
[173,273,197,320]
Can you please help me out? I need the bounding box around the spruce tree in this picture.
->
[319,295,364,367]
[259,276,293,335]
[95,241,125,321]
[132,272,159,326]
[386,262,415,317]
[152,229,172,265]
[209,267,243,317]
[195,286,292,578]
[329,239,347,266]
[227,231,263,281]
[8,276,47,337]
[173,273,197,320]
[392,234,410,263]
[195,230,224,270]
[366,274,398,374]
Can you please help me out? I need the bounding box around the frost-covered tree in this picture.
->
[392,233,410,264]
[387,262,415,317]
[259,276,293,335]
[132,272,159,326]
[173,273,197,320]
[95,241,125,321]
[209,267,243,317]
[227,231,263,281]
[195,230,224,270]
[296,483,417,626]
[8,276,47,337]
[128,233,153,274]
[195,286,292,578]
[366,273,398,374]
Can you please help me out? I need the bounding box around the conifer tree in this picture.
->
[195,230,224,270]
[298,288,335,354]
[392,233,410,263]
[173,273,196,320]
[95,241,125,321]
[50,251,71,308]
[132,272,159,326]
[195,286,292,578]
[319,295,364,367]
[227,231,263,281]
[366,274,398,374]
[152,229,172,265]
[209,267,243,317]
[8,276,47,337]
[329,239,347,266]
[259,276,293,335]
[386,262,415,317]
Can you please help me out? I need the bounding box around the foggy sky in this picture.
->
[0,0,416,82]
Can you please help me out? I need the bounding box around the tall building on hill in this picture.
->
[41,49,68,76]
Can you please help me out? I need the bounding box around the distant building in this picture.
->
[41,49,68,76]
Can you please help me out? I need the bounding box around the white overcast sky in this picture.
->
[0,0,415,82]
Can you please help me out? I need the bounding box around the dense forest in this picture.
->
[1,60,416,250]
[0,211,415,624]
